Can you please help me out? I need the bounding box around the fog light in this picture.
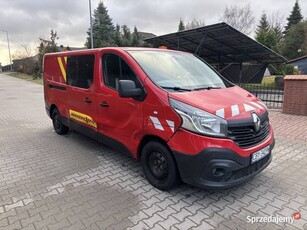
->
[212,168,225,177]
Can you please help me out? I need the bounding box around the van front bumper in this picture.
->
[172,139,274,189]
[45,105,51,118]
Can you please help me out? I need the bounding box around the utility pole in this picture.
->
[2,30,13,71]
[89,0,94,49]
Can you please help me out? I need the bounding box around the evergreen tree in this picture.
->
[255,12,283,51]
[131,26,140,47]
[85,1,115,48]
[256,29,267,46]
[283,0,303,35]
[256,28,280,50]
[121,25,132,46]
[264,28,279,49]
[114,24,122,46]
[301,21,307,55]
[256,12,269,34]
[281,21,305,59]
[273,24,283,43]
[178,18,185,31]
[255,13,271,48]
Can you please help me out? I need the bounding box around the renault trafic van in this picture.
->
[44,48,274,190]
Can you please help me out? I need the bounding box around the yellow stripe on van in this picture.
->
[69,110,97,128]
[64,56,67,64]
[57,57,66,82]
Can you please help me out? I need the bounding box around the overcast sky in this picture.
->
[0,0,306,65]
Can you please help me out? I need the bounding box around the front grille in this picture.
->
[228,118,270,148]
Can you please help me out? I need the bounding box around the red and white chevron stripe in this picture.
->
[215,101,266,119]
[149,116,175,133]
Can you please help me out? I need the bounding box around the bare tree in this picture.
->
[268,11,285,42]
[12,43,37,75]
[12,43,33,60]
[269,11,285,30]
[220,4,255,35]
[185,19,206,30]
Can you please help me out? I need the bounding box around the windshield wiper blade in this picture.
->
[193,86,221,91]
[161,86,192,91]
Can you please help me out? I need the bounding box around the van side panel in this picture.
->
[44,54,68,118]
[44,55,67,84]
[142,78,182,144]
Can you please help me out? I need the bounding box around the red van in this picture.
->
[44,48,274,190]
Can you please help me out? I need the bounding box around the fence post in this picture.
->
[283,75,307,115]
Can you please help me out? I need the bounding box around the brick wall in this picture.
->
[283,75,307,115]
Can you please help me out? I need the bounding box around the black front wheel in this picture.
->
[52,108,69,135]
[141,141,179,190]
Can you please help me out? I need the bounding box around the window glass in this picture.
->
[102,54,120,89]
[128,50,227,90]
[102,53,141,90]
[66,54,95,89]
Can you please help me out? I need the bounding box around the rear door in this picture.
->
[66,54,98,138]
[97,52,144,155]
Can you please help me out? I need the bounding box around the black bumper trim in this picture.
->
[173,139,274,189]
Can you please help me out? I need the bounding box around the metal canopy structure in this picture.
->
[145,22,287,83]
[145,22,286,64]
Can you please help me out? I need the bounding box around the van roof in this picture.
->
[44,47,182,56]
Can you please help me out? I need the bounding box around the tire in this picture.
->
[141,141,179,190]
[52,108,69,135]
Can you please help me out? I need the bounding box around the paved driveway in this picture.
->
[0,73,306,230]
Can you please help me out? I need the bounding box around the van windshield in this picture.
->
[128,50,227,91]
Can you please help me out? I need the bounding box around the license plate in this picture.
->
[251,145,270,163]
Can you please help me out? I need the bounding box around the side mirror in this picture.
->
[118,80,142,98]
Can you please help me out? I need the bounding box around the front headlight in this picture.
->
[170,98,227,137]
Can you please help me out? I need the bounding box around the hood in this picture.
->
[169,86,267,120]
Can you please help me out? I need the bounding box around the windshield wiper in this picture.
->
[193,86,221,91]
[161,86,192,92]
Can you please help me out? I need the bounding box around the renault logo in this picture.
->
[252,113,261,132]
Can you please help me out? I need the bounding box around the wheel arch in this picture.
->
[137,135,164,159]
[50,104,57,118]
[137,135,176,161]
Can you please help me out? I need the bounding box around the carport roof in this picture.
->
[144,22,287,64]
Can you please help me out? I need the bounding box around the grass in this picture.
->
[239,76,277,89]
[4,72,43,85]
[261,76,276,86]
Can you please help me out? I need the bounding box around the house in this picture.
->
[287,55,307,74]
[12,46,84,74]
[138,32,156,46]
[12,55,39,74]
[138,32,156,40]
[1,63,12,72]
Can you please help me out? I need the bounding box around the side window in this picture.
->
[102,54,120,90]
[66,54,95,89]
[102,53,141,90]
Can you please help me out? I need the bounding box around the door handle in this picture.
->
[84,98,92,103]
[99,102,109,107]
